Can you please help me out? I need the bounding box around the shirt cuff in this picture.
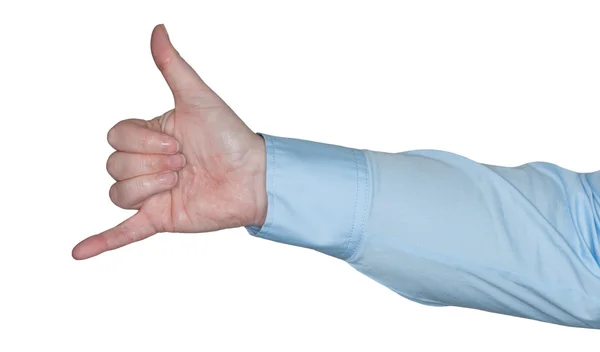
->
[246,134,371,260]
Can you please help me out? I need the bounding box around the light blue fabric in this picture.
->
[247,134,600,328]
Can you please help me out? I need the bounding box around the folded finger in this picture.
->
[106,151,186,181]
[109,171,178,209]
[107,119,179,154]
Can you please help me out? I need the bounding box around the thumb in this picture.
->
[150,24,210,104]
[72,211,157,260]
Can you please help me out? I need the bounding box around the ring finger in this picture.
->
[109,171,179,209]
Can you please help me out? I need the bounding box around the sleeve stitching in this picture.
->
[261,135,276,238]
[340,149,360,258]
[358,151,369,253]
[347,150,370,261]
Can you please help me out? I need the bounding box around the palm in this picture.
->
[72,25,265,260]
[143,105,264,233]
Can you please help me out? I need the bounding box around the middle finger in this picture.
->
[106,151,186,181]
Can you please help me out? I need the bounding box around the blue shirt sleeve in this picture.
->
[247,134,600,329]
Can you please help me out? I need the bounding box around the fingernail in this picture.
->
[168,154,186,169]
[158,171,177,185]
[161,139,179,153]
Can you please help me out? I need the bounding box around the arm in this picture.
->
[247,134,600,329]
[76,24,600,329]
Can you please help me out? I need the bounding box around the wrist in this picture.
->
[247,134,268,227]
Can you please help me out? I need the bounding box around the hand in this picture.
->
[72,24,267,260]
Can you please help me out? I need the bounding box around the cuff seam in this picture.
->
[339,149,360,258]
[341,149,370,260]
[259,134,276,239]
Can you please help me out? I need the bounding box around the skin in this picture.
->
[72,24,267,260]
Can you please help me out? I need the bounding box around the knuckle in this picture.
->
[157,109,174,133]
[109,182,134,209]
[108,183,121,206]
[154,54,172,73]
[106,124,119,147]
[106,152,120,177]
[138,136,148,151]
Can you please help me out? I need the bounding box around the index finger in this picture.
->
[107,119,179,154]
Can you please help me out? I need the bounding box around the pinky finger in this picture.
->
[72,211,157,260]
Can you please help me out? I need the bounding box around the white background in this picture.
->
[1,0,600,350]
